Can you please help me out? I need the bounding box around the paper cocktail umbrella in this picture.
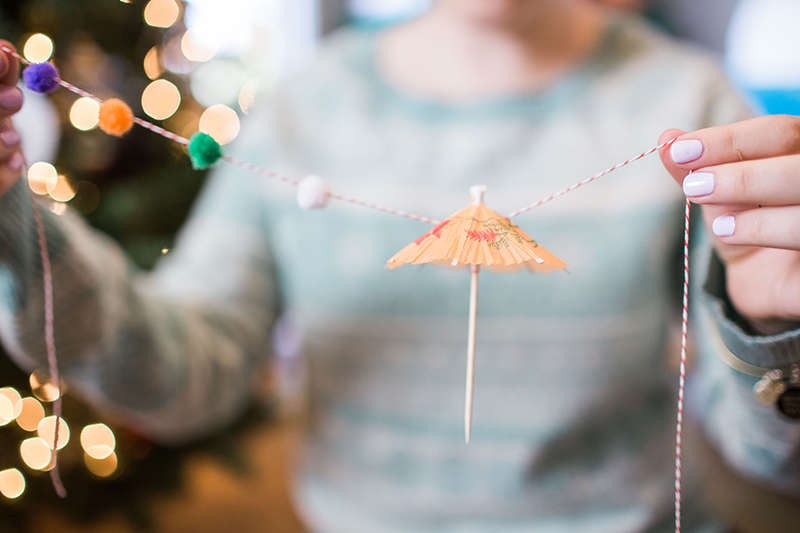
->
[388,185,567,443]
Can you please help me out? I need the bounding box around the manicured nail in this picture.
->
[7,151,22,172]
[682,172,714,197]
[671,140,703,164]
[712,215,735,237]
[0,87,23,110]
[0,128,20,148]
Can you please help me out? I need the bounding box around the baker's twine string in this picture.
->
[26,172,67,498]
[3,45,690,521]
[675,197,690,533]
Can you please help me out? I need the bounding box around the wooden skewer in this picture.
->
[465,263,480,443]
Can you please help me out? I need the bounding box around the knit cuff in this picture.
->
[703,251,800,370]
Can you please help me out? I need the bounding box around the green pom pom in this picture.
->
[187,132,223,170]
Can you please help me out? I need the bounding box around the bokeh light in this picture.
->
[70,97,100,131]
[15,397,44,432]
[0,469,25,499]
[49,176,76,203]
[181,28,219,62]
[0,387,22,420]
[27,162,58,196]
[50,202,68,216]
[199,104,240,145]
[238,79,258,114]
[20,438,53,470]
[0,395,13,426]
[30,369,60,402]
[144,46,163,80]
[81,424,116,459]
[144,0,181,28]
[85,451,118,478]
[23,33,54,64]
[38,416,70,450]
[142,79,181,120]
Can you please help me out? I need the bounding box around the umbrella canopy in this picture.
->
[387,188,566,272]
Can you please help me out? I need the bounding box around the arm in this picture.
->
[659,116,800,492]
[0,46,281,445]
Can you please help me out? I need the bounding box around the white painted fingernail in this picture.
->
[712,215,735,237]
[683,172,715,197]
[671,140,704,164]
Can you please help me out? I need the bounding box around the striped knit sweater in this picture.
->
[2,13,799,533]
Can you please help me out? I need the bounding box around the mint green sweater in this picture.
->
[2,14,799,533]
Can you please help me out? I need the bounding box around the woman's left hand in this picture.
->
[659,115,800,333]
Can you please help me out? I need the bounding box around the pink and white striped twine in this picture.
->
[3,43,691,531]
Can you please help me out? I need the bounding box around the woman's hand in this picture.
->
[659,115,800,333]
[0,40,24,196]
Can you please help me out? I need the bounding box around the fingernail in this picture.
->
[0,128,20,148]
[0,87,23,110]
[682,172,714,197]
[7,151,22,172]
[712,215,735,237]
[671,140,704,164]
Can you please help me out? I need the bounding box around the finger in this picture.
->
[0,150,23,196]
[658,128,688,184]
[0,119,21,162]
[682,153,800,207]
[0,40,20,87]
[662,115,800,172]
[709,205,800,251]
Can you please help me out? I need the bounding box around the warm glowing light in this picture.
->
[81,424,116,460]
[0,469,25,499]
[0,388,22,420]
[142,79,181,120]
[16,398,44,431]
[30,369,60,402]
[144,47,162,80]
[50,202,68,216]
[20,437,53,470]
[199,104,240,145]
[49,176,76,202]
[23,33,54,63]
[0,396,13,426]
[181,29,219,62]
[238,79,259,115]
[38,416,70,450]
[27,162,58,196]
[69,97,100,131]
[144,0,180,29]
[161,248,170,254]
[85,451,118,477]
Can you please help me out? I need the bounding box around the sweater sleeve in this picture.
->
[0,145,281,445]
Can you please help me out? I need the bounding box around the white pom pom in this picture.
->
[297,175,330,210]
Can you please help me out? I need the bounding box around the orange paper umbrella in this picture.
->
[388,186,567,443]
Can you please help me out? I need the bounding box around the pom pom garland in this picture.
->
[187,132,223,169]
[22,62,60,94]
[297,175,330,210]
[98,98,134,137]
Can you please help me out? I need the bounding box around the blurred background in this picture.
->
[0,1,798,532]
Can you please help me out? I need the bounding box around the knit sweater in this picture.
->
[2,13,799,533]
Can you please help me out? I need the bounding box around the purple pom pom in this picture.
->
[23,62,60,94]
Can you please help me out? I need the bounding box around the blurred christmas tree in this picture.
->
[0,1,268,529]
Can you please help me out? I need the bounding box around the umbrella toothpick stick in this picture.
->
[466,263,479,443]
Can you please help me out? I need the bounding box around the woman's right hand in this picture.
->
[0,41,24,196]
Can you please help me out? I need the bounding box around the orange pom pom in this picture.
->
[98,98,134,137]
